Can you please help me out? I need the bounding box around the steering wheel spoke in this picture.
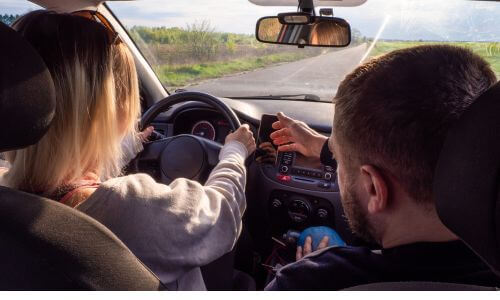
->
[200,138,223,168]
[140,137,175,161]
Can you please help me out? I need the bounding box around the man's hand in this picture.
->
[225,124,256,156]
[296,236,330,260]
[270,112,328,159]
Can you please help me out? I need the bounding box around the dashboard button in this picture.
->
[280,165,289,173]
[318,182,331,189]
[277,174,291,182]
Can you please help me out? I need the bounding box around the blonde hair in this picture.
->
[3,11,140,195]
[309,21,349,46]
[114,42,140,136]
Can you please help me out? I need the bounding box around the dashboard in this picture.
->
[145,97,356,247]
[136,96,366,290]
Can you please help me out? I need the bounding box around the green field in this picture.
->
[155,51,314,88]
[368,41,500,78]
[155,40,500,89]
[130,23,500,88]
[129,25,326,89]
[158,41,500,89]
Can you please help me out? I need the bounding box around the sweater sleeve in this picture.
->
[76,141,248,284]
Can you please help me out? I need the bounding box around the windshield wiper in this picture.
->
[227,94,323,102]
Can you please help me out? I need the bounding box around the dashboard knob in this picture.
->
[280,165,289,174]
[324,172,332,181]
[317,208,328,219]
[288,199,311,223]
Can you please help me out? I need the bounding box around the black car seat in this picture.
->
[0,20,165,290]
[434,81,500,278]
[346,81,500,291]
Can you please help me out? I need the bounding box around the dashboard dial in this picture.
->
[191,121,216,140]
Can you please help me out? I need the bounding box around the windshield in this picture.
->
[108,0,500,102]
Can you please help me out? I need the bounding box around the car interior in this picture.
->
[0,0,499,291]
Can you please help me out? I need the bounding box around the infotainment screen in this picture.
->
[294,152,323,170]
[256,114,334,187]
[255,114,323,170]
[255,114,279,164]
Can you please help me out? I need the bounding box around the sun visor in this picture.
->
[29,0,104,13]
[249,0,367,7]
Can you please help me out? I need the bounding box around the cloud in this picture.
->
[1,0,499,41]
[108,0,299,34]
[331,0,500,41]
[107,0,500,41]
[0,0,42,14]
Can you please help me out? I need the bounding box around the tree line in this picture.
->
[129,21,268,64]
[129,21,365,65]
[0,14,20,26]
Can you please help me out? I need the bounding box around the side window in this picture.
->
[0,1,43,26]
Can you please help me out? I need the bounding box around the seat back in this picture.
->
[434,81,500,276]
[0,18,165,290]
[344,282,496,291]
[0,14,54,151]
[0,187,165,290]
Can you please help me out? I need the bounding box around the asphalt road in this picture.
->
[187,44,368,100]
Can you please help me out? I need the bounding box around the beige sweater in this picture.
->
[76,141,248,290]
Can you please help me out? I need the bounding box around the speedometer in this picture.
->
[191,121,216,140]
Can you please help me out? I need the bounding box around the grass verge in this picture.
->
[155,51,313,88]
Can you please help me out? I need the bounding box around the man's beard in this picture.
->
[341,180,378,244]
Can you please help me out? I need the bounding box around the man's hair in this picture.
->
[334,45,497,204]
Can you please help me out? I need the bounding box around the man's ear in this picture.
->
[359,165,389,215]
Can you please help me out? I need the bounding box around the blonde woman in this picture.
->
[1,10,255,290]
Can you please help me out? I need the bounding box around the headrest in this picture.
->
[434,81,500,276]
[0,21,55,152]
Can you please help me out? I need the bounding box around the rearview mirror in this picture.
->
[256,15,351,47]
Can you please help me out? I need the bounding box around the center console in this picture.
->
[253,114,345,235]
[264,151,336,191]
[255,114,337,192]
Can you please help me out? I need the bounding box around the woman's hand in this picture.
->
[270,112,328,159]
[225,124,256,155]
[138,126,155,142]
[296,236,330,260]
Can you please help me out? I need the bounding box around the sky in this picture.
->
[1,0,500,41]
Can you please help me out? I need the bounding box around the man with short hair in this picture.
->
[265,45,499,290]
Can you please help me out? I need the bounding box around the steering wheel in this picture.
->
[134,91,241,184]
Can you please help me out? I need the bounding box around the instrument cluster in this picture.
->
[173,108,231,144]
